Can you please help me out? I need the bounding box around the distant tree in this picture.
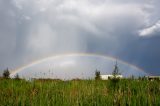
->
[112,61,120,77]
[15,74,20,80]
[110,61,121,90]
[3,68,10,78]
[95,69,101,80]
[131,75,135,80]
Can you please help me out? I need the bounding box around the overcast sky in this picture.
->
[0,0,160,75]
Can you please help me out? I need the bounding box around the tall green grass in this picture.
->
[0,78,160,106]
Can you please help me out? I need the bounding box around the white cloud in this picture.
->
[139,20,160,37]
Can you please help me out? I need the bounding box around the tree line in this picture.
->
[1,68,20,79]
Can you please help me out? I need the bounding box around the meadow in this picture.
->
[0,78,160,106]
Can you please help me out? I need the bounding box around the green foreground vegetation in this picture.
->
[0,78,160,106]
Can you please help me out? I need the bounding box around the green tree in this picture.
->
[3,68,10,78]
[95,69,101,80]
[112,61,120,77]
[15,74,20,80]
[110,61,121,90]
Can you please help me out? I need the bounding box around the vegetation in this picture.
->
[2,68,10,78]
[112,61,120,77]
[0,78,160,106]
[95,69,101,80]
[110,62,121,89]
[14,74,20,80]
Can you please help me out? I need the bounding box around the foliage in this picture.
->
[112,61,120,77]
[0,79,160,106]
[14,74,20,80]
[3,68,10,78]
[95,69,101,80]
[110,62,121,90]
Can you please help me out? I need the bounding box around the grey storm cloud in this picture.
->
[0,0,160,76]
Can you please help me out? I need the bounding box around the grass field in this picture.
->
[0,78,160,106]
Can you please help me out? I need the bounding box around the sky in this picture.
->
[0,0,160,76]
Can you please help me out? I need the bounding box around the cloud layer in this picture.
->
[0,0,160,75]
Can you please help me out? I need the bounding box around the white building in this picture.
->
[146,76,160,81]
[100,75,123,80]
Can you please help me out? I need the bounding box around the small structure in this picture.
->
[100,61,123,80]
[100,75,123,80]
[146,76,160,81]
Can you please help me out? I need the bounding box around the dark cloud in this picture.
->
[0,0,160,76]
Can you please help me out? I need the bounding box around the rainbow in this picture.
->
[10,53,150,77]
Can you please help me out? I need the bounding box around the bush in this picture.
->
[14,74,20,80]
[95,70,101,80]
[3,68,10,78]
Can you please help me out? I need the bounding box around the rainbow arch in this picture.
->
[10,53,150,77]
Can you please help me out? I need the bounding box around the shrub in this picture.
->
[14,74,20,80]
[95,69,101,80]
[3,68,10,78]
